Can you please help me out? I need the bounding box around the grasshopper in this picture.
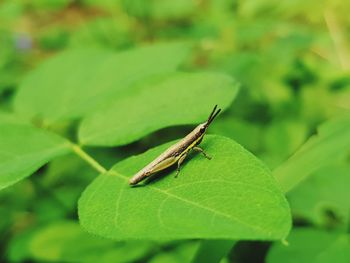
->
[129,105,221,185]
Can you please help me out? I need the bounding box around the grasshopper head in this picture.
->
[195,105,222,135]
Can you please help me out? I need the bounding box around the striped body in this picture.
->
[129,125,205,185]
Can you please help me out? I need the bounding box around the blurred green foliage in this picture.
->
[1,0,350,262]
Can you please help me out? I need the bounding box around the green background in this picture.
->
[1,0,350,262]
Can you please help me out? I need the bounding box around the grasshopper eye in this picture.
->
[200,127,206,133]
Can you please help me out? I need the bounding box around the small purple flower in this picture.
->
[14,32,32,51]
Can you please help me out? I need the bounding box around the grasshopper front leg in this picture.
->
[193,146,212,160]
[175,152,188,178]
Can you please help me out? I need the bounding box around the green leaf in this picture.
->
[8,226,39,262]
[267,228,350,263]
[274,113,350,192]
[0,114,70,190]
[28,221,154,262]
[209,117,261,153]
[149,241,199,263]
[78,72,239,146]
[288,162,350,228]
[261,120,307,169]
[14,42,190,123]
[192,240,236,263]
[78,135,291,240]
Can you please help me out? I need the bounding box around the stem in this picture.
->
[31,117,108,175]
[69,143,107,174]
[347,209,350,234]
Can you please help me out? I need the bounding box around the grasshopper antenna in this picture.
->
[207,105,221,125]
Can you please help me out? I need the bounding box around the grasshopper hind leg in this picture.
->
[175,152,188,178]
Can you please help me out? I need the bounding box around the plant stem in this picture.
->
[33,116,108,175]
[70,143,107,174]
